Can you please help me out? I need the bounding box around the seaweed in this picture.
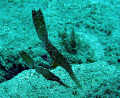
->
[32,9,81,88]
[58,28,77,54]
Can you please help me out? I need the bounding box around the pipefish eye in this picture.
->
[51,62,60,69]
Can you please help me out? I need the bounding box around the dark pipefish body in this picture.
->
[32,9,81,88]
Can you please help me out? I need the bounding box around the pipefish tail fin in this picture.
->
[32,9,48,43]
[19,51,35,68]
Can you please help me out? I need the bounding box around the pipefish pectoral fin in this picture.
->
[19,51,35,68]
[20,51,69,88]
